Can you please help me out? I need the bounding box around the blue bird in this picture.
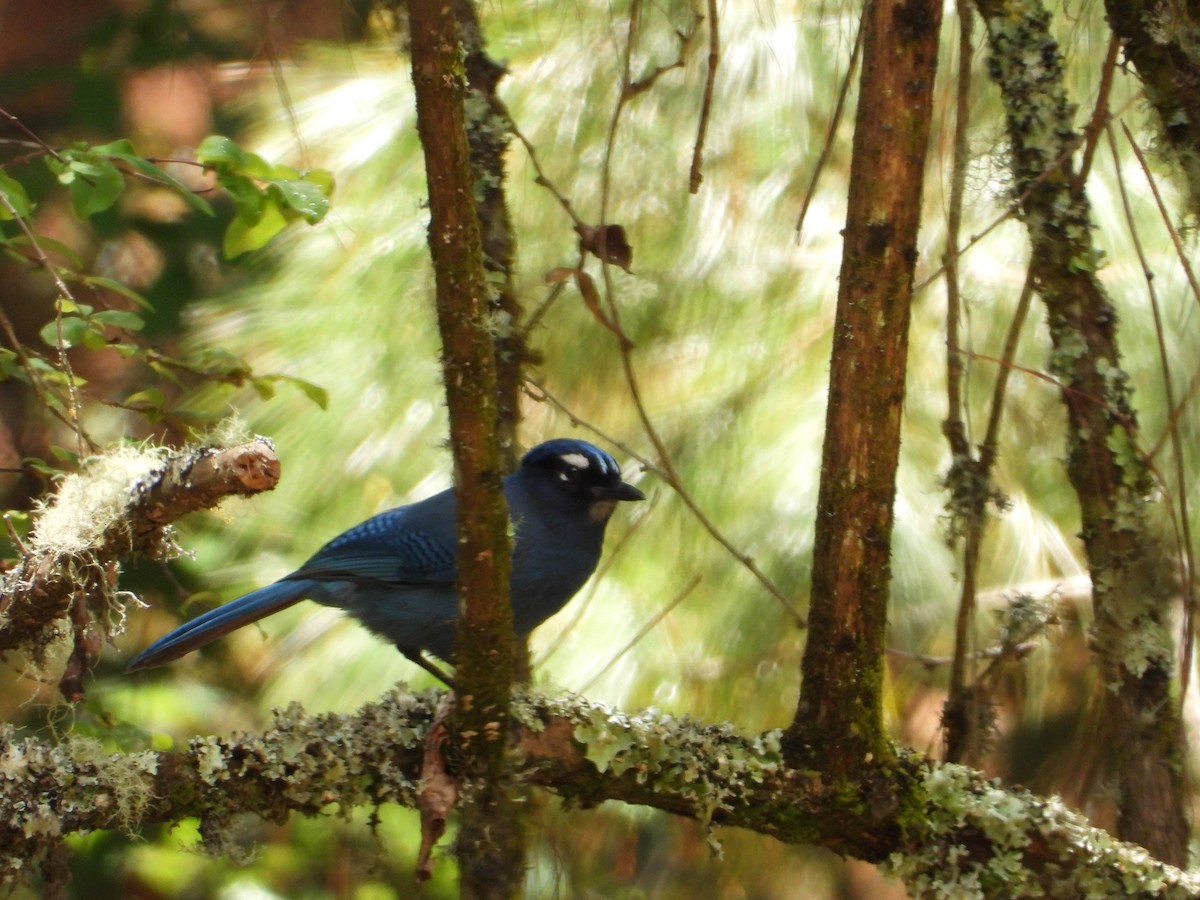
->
[126,439,644,681]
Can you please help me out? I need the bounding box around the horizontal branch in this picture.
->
[1,688,1195,896]
[0,439,281,658]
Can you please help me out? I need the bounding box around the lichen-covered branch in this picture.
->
[1105,0,1200,217]
[2,687,1197,897]
[0,439,281,673]
[973,0,1190,865]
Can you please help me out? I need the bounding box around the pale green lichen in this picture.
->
[518,690,783,834]
[885,762,1200,898]
[28,444,171,555]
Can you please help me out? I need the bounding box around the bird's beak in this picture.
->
[611,481,645,502]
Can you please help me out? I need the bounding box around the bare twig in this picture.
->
[688,0,720,194]
[794,15,864,240]
[0,192,92,452]
[1070,34,1120,198]
[0,106,66,164]
[579,575,701,692]
[525,379,806,624]
[889,641,1037,669]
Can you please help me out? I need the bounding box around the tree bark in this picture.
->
[408,2,524,894]
[3,687,1198,898]
[786,0,943,775]
[0,438,280,697]
[1105,0,1200,218]
[973,0,1190,865]
[454,0,526,470]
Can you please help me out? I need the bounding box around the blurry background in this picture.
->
[2,0,1196,896]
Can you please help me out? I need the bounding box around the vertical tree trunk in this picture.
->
[784,0,943,774]
[1105,0,1200,217]
[454,0,526,470]
[408,2,525,895]
[973,0,1189,864]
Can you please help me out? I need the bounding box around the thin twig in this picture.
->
[578,575,701,692]
[912,89,1143,296]
[943,0,975,462]
[1121,123,1200,321]
[0,191,93,453]
[794,15,864,240]
[688,0,720,194]
[944,1,979,762]
[525,379,806,624]
[889,641,1037,669]
[1070,33,1120,198]
[0,106,66,164]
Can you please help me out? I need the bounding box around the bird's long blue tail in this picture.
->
[125,580,310,672]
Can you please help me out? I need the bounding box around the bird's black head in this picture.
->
[520,439,645,519]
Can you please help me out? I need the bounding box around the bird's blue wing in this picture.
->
[289,489,459,587]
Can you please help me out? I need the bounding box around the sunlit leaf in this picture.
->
[39,316,91,348]
[94,139,214,216]
[260,374,329,409]
[92,310,145,331]
[223,197,288,258]
[123,388,165,409]
[7,234,84,268]
[66,156,125,218]
[0,171,33,220]
[82,276,153,309]
[268,178,331,224]
[197,135,274,179]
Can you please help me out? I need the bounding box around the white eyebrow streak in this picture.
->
[561,452,590,469]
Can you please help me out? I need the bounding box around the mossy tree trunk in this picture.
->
[408,1,525,895]
[973,0,1189,865]
[453,0,526,470]
[785,0,943,780]
[1105,0,1200,218]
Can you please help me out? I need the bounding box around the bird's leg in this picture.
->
[400,647,456,689]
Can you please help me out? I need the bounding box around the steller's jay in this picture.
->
[126,439,644,682]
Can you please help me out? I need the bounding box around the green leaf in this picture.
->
[67,157,125,218]
[0,348,20,381]
[250,378,276,400]
[197,135,273,179]
[0,171,33,220]
[91,309,145,331]
[39,316,91,348]
[263,374,329,409]
[223,197,288,258]
[81,276,153,309]
[111,342,142,358]
[80,324,107,350]
[6,234,83,268]
[188,346,252,378]
[195,135,246,168]
[22,457,60,477]
[95,139,214,216]
[123,388,165,409]
[300,168,335,195]
[220,174,266,220]
[49,445,79,464]
[269,178,331,224]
